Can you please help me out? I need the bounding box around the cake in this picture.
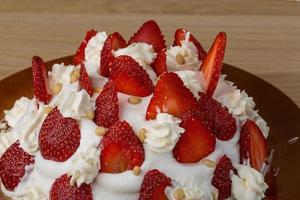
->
[0,20,270,200]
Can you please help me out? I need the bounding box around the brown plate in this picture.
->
[0,56,299,200]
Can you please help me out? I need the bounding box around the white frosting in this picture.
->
[0,130,18,156]
[144,113,184,153]
[16,187,47,200]
[167,32,200,71]
[165,180,204,200]
[85,32,108,74]
[231,164,268,200]
[67,145,100,187]
[175,70,203,99]
[113,43,157,81]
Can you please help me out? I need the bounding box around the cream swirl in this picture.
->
[165,184,204,200]
[231,164,268,200]
[175,70,203,99]
[144,113,184,153]
[67,145,100,187]
[167,32,200,71]
[113,43,157,81]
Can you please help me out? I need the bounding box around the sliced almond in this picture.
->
[52,82,63,94]
[95,126,107,136]
[93,87,103,93]
[174,188,185,200]
[176,53,185,65]
[44,106,54,114]
[132,166,141,176]
[128,96,142,105]
[86,111,95,120]
[138,128,147,143]
[201,159,216,168]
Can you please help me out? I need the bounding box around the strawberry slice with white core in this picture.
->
[73,29,97,66]
[173,28,207,61]
[200,32,227,97]
[100,32,126,77]
[128,20,166,53]
[146,72,198,120]
[32,56,51,104]
[239,120,268,171]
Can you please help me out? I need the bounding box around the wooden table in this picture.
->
[0,0,299,107]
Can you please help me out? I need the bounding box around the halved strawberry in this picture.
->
[79,62,93,96]
[94,80,119,128]
[39,108,80,162]
[173,111,216,163]
[0,141,34,191]
[200,32,226,97]
[173,28,207,61]
[110,55,154,97]
[32,56,51,104]
[50,174,93,200]
[73,29,97,66]
[150,49,167,76]
[211,155,234,200]
[139,169,171,200]
[128,20,166,53]
[146,72,198,120]
[239,120,268,171]
[100,32,126,77]
[198,92,237,141]
[100,121,144,173]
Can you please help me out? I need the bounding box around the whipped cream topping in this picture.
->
[167,32,200,71]
[84,32,108,72]
[231,164,268,200]
[113,43,157,81]
[144,113,184,153]
[175,70,203,99]
[0,131,17,156]
[67,145,100,187]
[17,187,47,200]
[165,181,204,200]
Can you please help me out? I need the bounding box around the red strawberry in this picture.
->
[173,111,216,163]
[239,120,268,171]
[146,72,198,120]
[100,121,144,173]
[39,108,80,162]
[200,32,226,97]
[50,174,93,200]
[32,56,51,104]
[94,80,119,128]
[100,32,126,77]
[128,20,166,53]
[110,55,154,97]
[173,28,207,61]
[139,169,171,200]
[0,141,34,191]
[150,49,167,76]
[212,155,234,200]
[73,29,97,66]
[79,62,93,96]
[198,92,237,141]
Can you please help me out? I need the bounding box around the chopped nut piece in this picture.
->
[138,128,147,143]
[93,87,103,93]
[133,166,141,176]
[201,159,216,168]
[211,189,219,200]
[95,126,107,136]
[44,106,54,114]
[174,188,185,200]
[128,96,142,105]
[176,53,185,65]
[86,111,95,120]
[52,82,63,94]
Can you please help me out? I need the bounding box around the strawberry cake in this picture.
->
[0,20,271,200]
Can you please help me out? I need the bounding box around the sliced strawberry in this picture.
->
[150,49,167,76]
[73,29,97,66]
[79,62,93,96]
[128,20,166,53]
[39,108,80,162]
[200,32,226,97]
[50,174,93,200]
[146,72,198,120]
[100,32,126,77]
[239,120,268,171]
[173,111,216,163]
[94,80,119,128]
[139,169,171,200]
[0,141,34,191]
[198,92,237,140]
[110,55,154,97]
[212,155,234,200]
[100,121,144,173]
[173,28,207,61]
[32,56,51,104]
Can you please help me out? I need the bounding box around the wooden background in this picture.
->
[0,0,299,107]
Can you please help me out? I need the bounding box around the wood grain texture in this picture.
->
[0,0,299,106]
